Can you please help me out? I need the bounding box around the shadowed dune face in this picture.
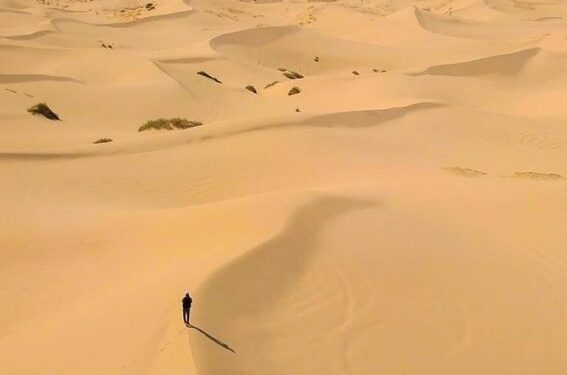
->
[413,48,540,76]
[296,102,444,128]
[192,196,377,374]
[192,183,567,375]
[0,9,49,37]
[485,0,567,16]
[208,24,486,74]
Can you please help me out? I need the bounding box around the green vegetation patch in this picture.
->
[139,118,203,132]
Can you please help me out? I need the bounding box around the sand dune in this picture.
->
[2,0,567,374]
[415,5,565,37]
[0,73,82,83]
[414,47,540,76]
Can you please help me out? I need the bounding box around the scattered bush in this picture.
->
[314,56,319,62]
[352,70,360,75]
[197,71,222,84]
[245,85,257,94]
[512,172,563,180]
[288,87,301,96]
[139,118,203,132]
[442,167,486,177]
[27,103,60,120]
[94,138,113,144]
[145,2,155,10]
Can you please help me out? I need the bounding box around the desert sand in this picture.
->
[1,0,567,373]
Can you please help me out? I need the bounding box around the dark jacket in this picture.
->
[182,295,193,309]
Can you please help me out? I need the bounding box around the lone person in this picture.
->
[182,292,193,325]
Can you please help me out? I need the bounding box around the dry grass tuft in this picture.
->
[265,81,279,89]
[245,85,257,94]
[94,138,113,144]
[197,71,222,84]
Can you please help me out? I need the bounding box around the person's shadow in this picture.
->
[186,323,236,353]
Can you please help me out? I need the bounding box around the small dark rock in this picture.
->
[27,103,60,121]
[288,87,301,96]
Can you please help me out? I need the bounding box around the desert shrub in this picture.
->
[245,85,257,94]
[264,81,279,89]
[94,138,113,144]
[139,118,203,132]
[27,103,60,120]
[139,118,170,131]
[352,70,360,75]
[314,56,319,62]
[170,118,202,129]
[197,71,222,84]
[288,87,301,96]
[283,70,304,79]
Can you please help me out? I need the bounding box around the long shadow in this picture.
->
[187,323,236,353]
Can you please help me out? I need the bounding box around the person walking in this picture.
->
[182,292,193,325]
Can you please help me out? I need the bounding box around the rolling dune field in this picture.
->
[1,0,567,374]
